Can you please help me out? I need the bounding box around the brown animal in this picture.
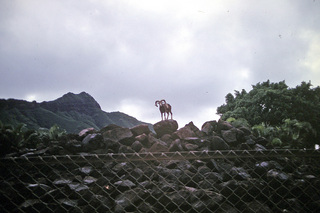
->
[155,99,172,120]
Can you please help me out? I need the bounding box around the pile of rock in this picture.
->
[1,120,320,212]
[8,119,270,157]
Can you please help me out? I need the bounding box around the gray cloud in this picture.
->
[1,0,319,128]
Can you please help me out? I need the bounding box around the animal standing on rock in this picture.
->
[155,99,173,120]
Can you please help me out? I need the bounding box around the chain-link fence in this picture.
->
[1,150,320,212]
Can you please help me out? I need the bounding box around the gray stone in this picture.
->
[83,176,97,185]
[201,121,216,135]
[209,136,230,150]
[114,179,136,190]
[103,127,133,145]
[153,120,179,137]
[169,139,184,152]
[82,133,103,151]
[221,129,238,144]
[53,178,73,186]
[131,140,143,152]
[148,140,169,152]
[130,124,150,136]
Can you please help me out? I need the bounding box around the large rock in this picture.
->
[79,128,95,137]
[216,120,233,133]
[209,136,230,150]
[201,121,217,135]
[153,120,178,137]
[148,140,169,152]
[102,127,134,146]
[221,129,238,144]
[173,122,203,139]
[130,124,150,136]
[82,133,103,151]
[169,139,184,152]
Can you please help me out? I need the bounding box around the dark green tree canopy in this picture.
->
[217,80,320,146]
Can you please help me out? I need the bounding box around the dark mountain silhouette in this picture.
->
[0,92,151,133]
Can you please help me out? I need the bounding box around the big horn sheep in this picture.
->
[155,99,173,120]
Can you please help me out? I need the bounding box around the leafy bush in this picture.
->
[0,121,67,156]
[251,119,316,148]
[271,138,282,147]
[217,80,320,148]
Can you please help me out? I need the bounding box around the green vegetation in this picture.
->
[0,121,67,156]
[217,80,320,148]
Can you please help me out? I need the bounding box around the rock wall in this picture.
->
[1,120,320,212]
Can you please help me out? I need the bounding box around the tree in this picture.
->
[217,80,320,148]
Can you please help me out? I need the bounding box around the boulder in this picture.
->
[235,128,246,143]
[82,133,103,151]
[184,143,199,151]
[186,122,204,137]
[221,129,238,145]
[114,179,136,191]
[201,121,217,135]
[254,161,284,177]
[78,166,94,176]
[118,145,135,153]
[135,133,149,147]
[217,120,233,133]
[209,136,230,150]
[130,124,150,136]
[79,128,95,137]
[148,140,169,152]
[131,141,143,152]
[254,144,267,151]
[53,178,73,186]
[173,122,202,139]
[153,120,178,137]
[267,169,291,183]
[112,162,133,176]
[160,134,173,144]
[169,139,184,152]
[83,176,97,185]
[66,183,90,198]
[229,167,251,180]
[102,127,134,146]
[238,126,252,136]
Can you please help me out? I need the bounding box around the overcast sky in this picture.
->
[1,0,319,128]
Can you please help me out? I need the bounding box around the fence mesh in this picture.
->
[1,150,320,212]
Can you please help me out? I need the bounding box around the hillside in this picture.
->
[0,92,151,133]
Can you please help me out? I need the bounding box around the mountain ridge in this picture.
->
[0,92,151,133]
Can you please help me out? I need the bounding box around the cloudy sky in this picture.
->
[1,0,319,128]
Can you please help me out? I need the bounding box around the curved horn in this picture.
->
[155,100,160,107]
[160,99,166,104]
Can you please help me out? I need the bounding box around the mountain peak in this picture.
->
[41,92,101,114]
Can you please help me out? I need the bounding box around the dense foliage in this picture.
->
[217,80,320,148]
[0,122,67,156]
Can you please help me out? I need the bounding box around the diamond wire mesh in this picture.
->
[0,150,320,213]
